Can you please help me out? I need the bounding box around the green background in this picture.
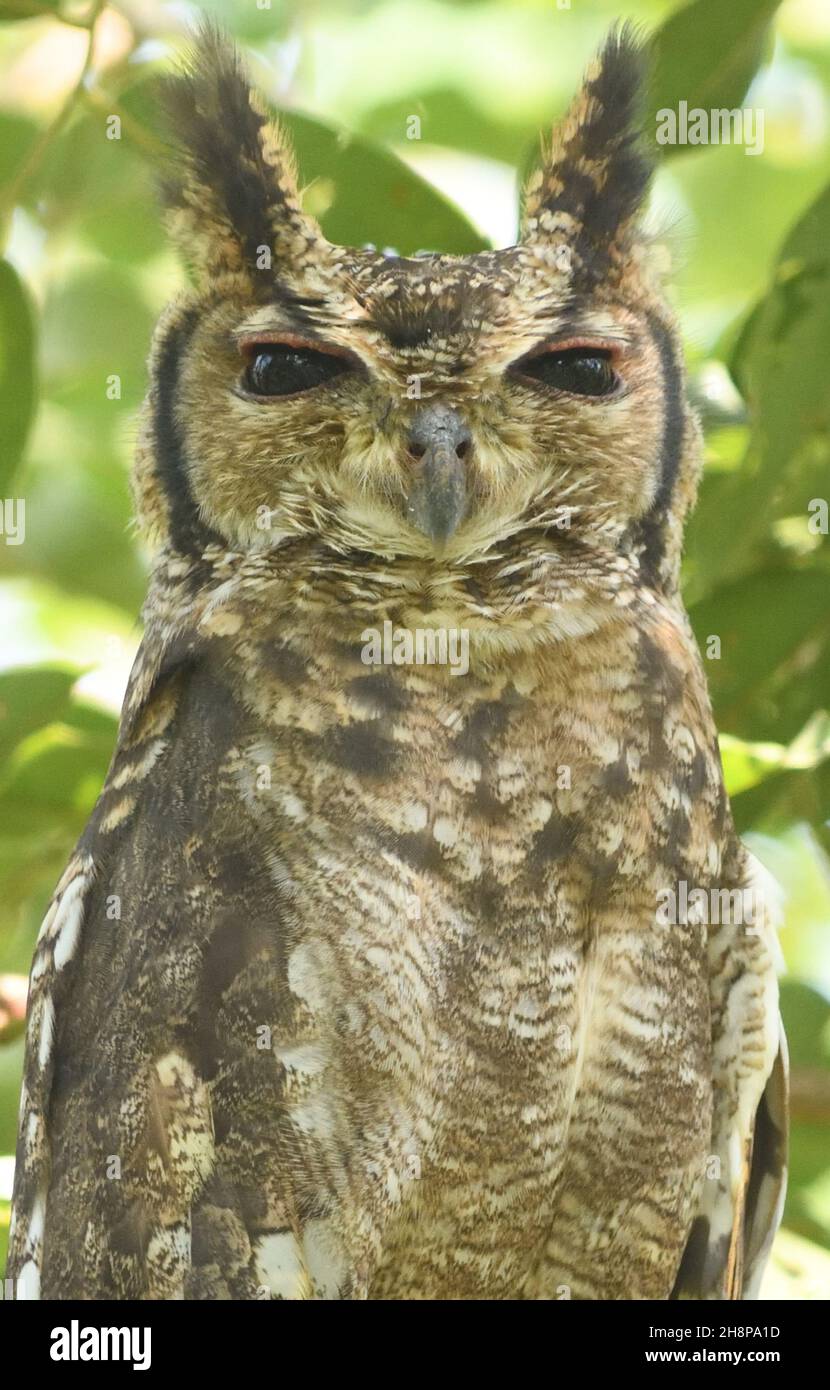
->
[1,0,829,1296]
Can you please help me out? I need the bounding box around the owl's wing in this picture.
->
[672,850,788,1300]
[5,847,94,1298]
[7,626,194,1297]
[7,619,302,1299]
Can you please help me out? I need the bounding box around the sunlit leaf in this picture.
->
[722,712,830,798]
[0,719,115,819]
[0,112,37,188]
[687,180,830,587]
[779,980,830,1246]
[283,111,488,254]
[359,88,533,168]
[0,260,36,492]
[733,182,830,481]
[0,0,59,19]
[749,827,830,990]
[765,1228,830,1298]
[0,1039,22,1155]
[0,666,77,763]
[689,567,830,739]
[648,0,781,159]
[0,1193,8,1277]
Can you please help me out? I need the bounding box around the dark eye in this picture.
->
[517,347,619,398]
[243,344,351,397]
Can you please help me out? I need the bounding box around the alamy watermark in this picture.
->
[361,620,469,677]
[1,498,24,545]
[657,880,760,931]
[656,102,764,156]
[50,1321,151,1370]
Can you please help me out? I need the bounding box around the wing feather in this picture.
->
[672,849,787,1300]
[7,620,200,1297]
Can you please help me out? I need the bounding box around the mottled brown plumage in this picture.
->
[8,24,786,1300]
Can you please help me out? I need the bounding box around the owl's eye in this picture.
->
[516,347,619,398]
[242,343,352,397]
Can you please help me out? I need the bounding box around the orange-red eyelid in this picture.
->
[527,337,626,363]
[236,333,354,360]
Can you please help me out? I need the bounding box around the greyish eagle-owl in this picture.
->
[8,25,787,1300]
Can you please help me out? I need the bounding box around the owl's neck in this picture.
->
[143,533,682,683]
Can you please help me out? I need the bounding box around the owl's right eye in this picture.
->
[513,346,620,398]
[241,343,353,397]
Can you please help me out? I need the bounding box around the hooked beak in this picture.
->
[406,404,471,546]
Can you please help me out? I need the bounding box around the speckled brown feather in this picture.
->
[8,26,785,1300]
[522,26,652,288]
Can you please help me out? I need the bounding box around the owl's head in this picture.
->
[135,24,700,627]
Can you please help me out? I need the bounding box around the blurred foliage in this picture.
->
[0,0,829,1293]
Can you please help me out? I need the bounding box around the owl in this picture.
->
[7,24,786,1301]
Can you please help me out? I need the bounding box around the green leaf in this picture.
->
[722,713,830,798]
[648,0,781,159]
[723,715,830,835]
[0,1194,8,1280]
[196,0,292,44]
[687,179,830,590]
[0,260,36,492]
[731,765,830,839]
[748,827,830,988]
[778,980,830,1246]
[732,181,830,479]
[0,0,59,19]
[0,1040,23,1158]
[282,111,488,255]
[0,112,38,190]
[0,724,112,832]
[689,567,830,738]
[98,67,488,257]
[40,261,155,412]
[358,88,533,168]
[0,666,77,764]
[29,77,171,265]
[766,1229,830,1298]
[781,981,830,1073]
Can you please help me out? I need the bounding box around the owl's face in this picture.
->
[138,27,699,610]
[178,243,675,563]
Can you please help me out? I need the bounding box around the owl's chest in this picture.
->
[247,651,713,1026]
[242,666,713,1295]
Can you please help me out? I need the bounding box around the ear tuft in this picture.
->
[521,25,653,281]
[160,22,322,284]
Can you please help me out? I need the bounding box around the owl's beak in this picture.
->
[406,405,470,546]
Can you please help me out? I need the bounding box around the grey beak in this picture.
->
[406,404,471,545]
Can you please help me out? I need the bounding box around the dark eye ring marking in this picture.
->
[511,338,624,399]
[237,335,358,399]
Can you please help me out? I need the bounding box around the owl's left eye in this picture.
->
[514,346,620,398]
[241,343,352,397]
